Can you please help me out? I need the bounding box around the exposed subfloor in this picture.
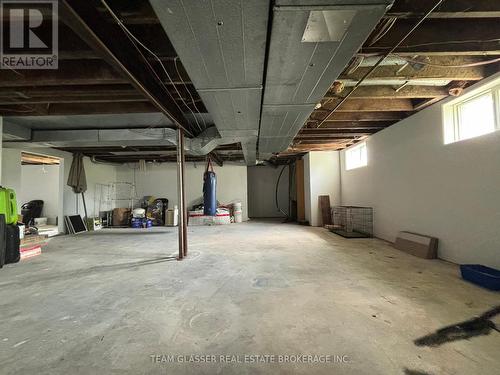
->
[0,221,498,375]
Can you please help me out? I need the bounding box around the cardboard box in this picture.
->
[394,231,438,259]
[112,208,131,226]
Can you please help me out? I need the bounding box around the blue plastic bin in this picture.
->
[460,264,500,291]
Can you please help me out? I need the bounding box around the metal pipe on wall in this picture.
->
[176,128,188,259]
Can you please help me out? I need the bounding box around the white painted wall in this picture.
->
[81,158,118,218]
[2,147,247,226]
[304,154,311,225]
[340,76,500,269]
[1,147,119,232]
[19,164,60,223]
[247,165,289,218]
[1,148,22,195]
[116,162,249,221]
[304,151,341,227]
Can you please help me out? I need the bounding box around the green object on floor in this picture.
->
[0,187,18,224]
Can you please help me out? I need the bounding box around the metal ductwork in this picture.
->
[148,0,392,161]
[3,126,247,157]
[258,0,394,158]
[149,0,270,165]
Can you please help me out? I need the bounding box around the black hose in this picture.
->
[275,165,288,218]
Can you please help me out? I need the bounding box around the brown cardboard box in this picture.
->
[112,208,131,226]
[394,231,438,259]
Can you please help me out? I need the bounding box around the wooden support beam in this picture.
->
[309,111,406,122]
[0,84,134,96]
[0,61,122,87]
[95,3,160,25]
[0,84,200,107]
[77,154,245,163]
[295,137,361,143]
[340,57,485,81]
[288,143,348,152]
[60,0,193,135]
[296,134,375,141]
[300,125,387,134]
[0,93,201,106]
[362,19,500,55]
[0,94,148,106]
[386,0,500,18]
[412,96,447,111]
[0,102,158,116]
[324,85,449,99]
[321,99,414,112]
[21,152,60,165]
[0,60,190,88]
[303,121,391,130]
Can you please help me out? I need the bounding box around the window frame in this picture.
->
[345,141,367,171]
[443,82,500,144]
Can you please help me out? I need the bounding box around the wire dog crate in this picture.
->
[331,206,373,238]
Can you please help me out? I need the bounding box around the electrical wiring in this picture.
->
[113,32,192,134]
[369,17,397,46]
[100,0,203,134]
[391,54,500,68]
[378,38,500,49]
[317,0,447,129]
[174,56,208,130]
[362,38,500,50]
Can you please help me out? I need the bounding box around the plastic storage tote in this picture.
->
[460,264,500,291]
[0,187,18,225]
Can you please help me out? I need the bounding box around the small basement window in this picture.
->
[345,142,367,170]
[443,79,500,144]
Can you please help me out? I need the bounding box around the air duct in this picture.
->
[258,0,394,158]
[149,0,270,165]
[4,126,248,157]
[148,1,393,161]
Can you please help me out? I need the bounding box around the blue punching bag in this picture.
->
[203,158,217,216]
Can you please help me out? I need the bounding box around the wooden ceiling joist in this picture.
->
[21,152,60,165]
[320,98,414,112]
[294,0,500,153]
[386,0,500,19]
[301,121,394,134]
[340,62,485,82]
[300,125,388,133]
[323,85,449,100]
[0,94,148,106]
[309,111,407,122]
[363,18,500,55]
[60,0,194,135]
[0,102,158,116]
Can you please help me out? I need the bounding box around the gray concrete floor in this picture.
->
[0,220,498,375]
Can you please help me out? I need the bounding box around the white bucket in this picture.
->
[132,208,145,218]
[34,217,47,226]
[166,206,179,226]
[233,202,242,223]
